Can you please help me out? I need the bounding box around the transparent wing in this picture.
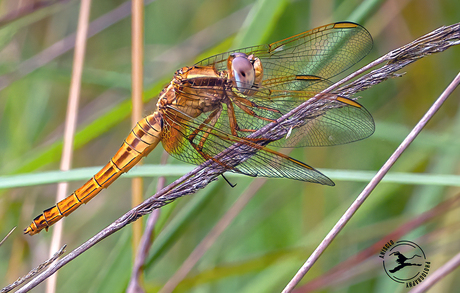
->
[170,76,374,148]
[196,22,373,83]
[160,106,334,185]
[229,89,375,147]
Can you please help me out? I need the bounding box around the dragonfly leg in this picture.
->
[234,95,282,114]
[189,138,240,171]
[221,174,237,187]
[232,99,279,123]
[225,99,277,141]
[186,108,252,172]
[188,107,222,150]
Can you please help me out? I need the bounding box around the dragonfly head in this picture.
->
[228,53,263,95]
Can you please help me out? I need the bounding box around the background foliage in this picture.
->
[0,0,459,292]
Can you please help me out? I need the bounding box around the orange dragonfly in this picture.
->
[25,22,374,235]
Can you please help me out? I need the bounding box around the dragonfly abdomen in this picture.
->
[24,113,163,235]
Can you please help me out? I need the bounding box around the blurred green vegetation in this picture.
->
[1,0,460,292]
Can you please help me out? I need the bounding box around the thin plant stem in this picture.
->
[0,0,158,92]
[0,0,71,26]
[127,152,168,293]
[131,0,145,262]
[1,246,66,293]
[0,227,16,247]
[409,250,460,293]
[159,178,267,293]
[46,1,91,293]
[282,72,460,292]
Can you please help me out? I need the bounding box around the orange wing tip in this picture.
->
[336,96,362,108]
[333,22,359,29]
[285,156,314,170]
[295,75,323,81]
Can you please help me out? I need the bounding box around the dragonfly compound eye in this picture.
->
[231,56,255,95]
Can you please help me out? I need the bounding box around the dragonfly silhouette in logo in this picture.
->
[25,22,374,235]
[389,251,422,273]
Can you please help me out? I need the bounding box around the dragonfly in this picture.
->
[25,22,374,235]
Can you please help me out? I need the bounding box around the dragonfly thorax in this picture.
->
[156,65,231,119]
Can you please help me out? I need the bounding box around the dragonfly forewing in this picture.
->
[196,22,372,82]
[162,104,334,185]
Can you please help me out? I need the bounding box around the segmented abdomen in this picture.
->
[24,112,163,235]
